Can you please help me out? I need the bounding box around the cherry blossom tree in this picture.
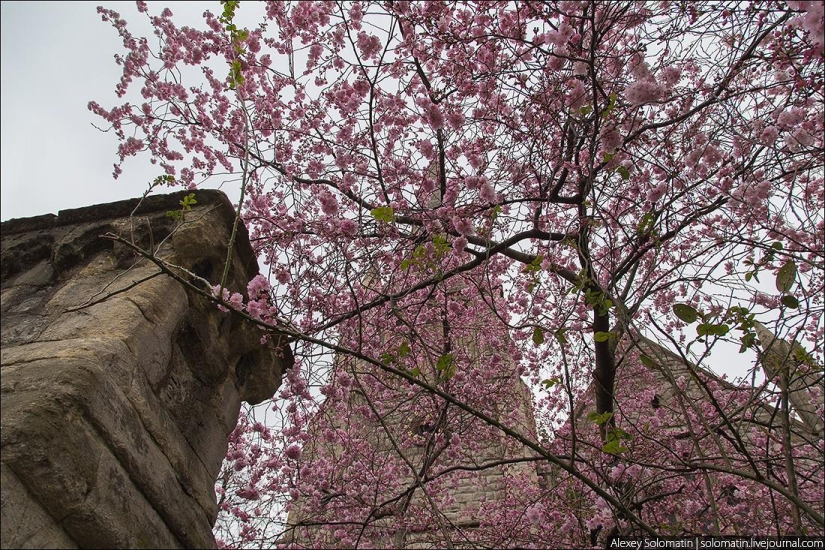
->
[90,1,824,547]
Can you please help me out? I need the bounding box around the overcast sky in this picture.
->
[0,1,255,221]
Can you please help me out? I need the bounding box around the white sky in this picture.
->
[0,1,248,221]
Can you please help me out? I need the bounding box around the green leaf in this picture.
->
[601,93,618,118]
[637,211,654,234]
[781,295,799,309]
[776,260,797,293]
[436,354,454,377]
[672,303,699,324]
[542,377,562,389]
[229,59,245,88]
[522,255,543,273]
[617,166,630,180]
[370,206,395,223]
[152,174,175,187]
[180,192,197,210]
[639,355,657,369]
[578,105,593,115]
[602,439,629,454]
[398,341,411,358]
[432,234,450,254]
[612,427,633,441]
[739,332,756,353]
[587,411,613,425]
[410,367,420,377]
[594,331,611,342]
[697,323,730,337]
[554,327,568,345]
[532,326,545,346]
[792,347,815,366]
[771,241,783,250]
[166,210,182,220]
[400,259,412,271]
[380,352,395,364]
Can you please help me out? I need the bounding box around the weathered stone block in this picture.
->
[1,190,293,549]
[0,465,77,549]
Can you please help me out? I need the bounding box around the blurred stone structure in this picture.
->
[1,191,292,549]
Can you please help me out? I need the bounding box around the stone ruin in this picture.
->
[1,190,293,549]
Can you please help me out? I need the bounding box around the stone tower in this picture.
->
[1,191,292,549]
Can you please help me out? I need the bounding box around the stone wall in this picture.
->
[1,190,292,549]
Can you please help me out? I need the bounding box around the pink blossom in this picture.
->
[248,274,270,297]
[788,1,825,51]
[777,107,805,128]
[318,189,339,216]
[356,31,381,60]
[348,2,364,29]
[425,103,445,130]
[647,182,667,202]
[418,139,435,159]
[565,79,587,109]
[660,66,681,87]
[759,126,780,145]
[752,180,772,201]
[625,80,664,105]
[684,149,703,169]
[237,486,261,500]
[628,52,652,80]
[212,285,231,312]
[479,181,496,202]
[275,268,290,285]
[452,217,474,235]
[600,128,622,153]
[307,159,325,178]
[228,292,244,311]
[285,444,302,460]
[465,175,481,190]
[525,504,543,525]
[308,43,323,67]
[246,299,267,320]
[447,110,465,130]
[788,127,815,149]
[338,218,358,236]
